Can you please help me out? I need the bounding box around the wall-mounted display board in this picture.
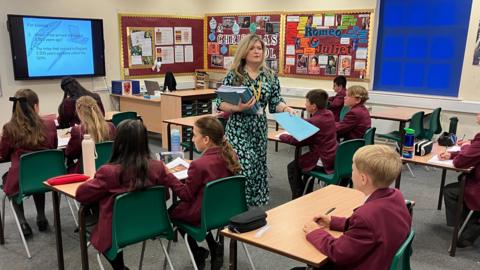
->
[119,14,204,79]
[282,10,373,81]
[204,13,282,73]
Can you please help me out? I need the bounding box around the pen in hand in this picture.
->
[324,207,336,215]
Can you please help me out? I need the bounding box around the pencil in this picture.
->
[324,207,336,215]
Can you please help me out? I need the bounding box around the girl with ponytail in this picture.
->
[0,89,58,237]
[65,96,116,173]
[168,115,241,270]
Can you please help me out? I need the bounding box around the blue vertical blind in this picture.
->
[373,0,472,97]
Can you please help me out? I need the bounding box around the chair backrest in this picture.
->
[339,106,350,121]
[95,141,113,169]
[333,139,365,183]
[107,186,173,260]
[423,108,442,140]
[408,111,425,138]
[390,230,415,270]
[201,175,247,233]
[18,149,66,203]
[364,127,376,145]
[111,111,137,127]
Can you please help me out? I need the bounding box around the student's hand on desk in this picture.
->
[237,97,256,112]
[303,221,321,234]
[438,152,451,160]
[457,139,471,147]
[313,213,331,228]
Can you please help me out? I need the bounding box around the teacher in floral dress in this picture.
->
[215,34,294,206]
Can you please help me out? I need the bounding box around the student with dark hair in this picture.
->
[328,76,347,121]
[76,119,176,270]
[169,116,241,270]
[58,77,105,128]
[280,89,338,199]
[335,85,371,141]
[0,89,58,237]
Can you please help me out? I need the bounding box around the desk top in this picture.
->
[370,107,433,122]
[288,99,306,110]
[163,114,216,127]
[111,94,162,103]
[268,130,286,142]
[402,144,472,172]
[161,89,216,97]
[105,111,120,121]
[44,181,83,199]
[221,185,364,267]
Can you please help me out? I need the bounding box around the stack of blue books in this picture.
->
[215,85,260,115]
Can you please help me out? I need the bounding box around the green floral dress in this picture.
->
[215,69,285,206]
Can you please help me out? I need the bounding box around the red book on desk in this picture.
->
[47,174,89,185]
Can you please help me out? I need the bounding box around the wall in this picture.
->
[0,0,205,126]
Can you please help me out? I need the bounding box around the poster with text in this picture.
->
[206,13,281,72]
[282,12,371,79]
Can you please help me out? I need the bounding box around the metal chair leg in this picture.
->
[302,177,313,195]
[406,164,415,178]
[139,240,147,270]
[162,240,173,270]
[1,194,6,245]
[160,239,175,270]
[267,167,273,178]
[184,235,199,270]
[9,200,31,258]
[458,210,474,238]
[96,253,105,270]
[65,196,78,227]
[241,243,256,270]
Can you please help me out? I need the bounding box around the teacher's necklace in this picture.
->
[251,80,262,102]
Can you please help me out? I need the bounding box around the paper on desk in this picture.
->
[166,157,190,180]
[58,137,70,148]
[428,155,454,167]
[447,145,461,152]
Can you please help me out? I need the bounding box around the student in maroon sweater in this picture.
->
[65,96,116,173]
[76,120,178,270]
[0,89,58,237]
[168,116,241,270]
[440,112,480,247]
[280,89,338,199]
[335,85,371,141]
[292,145,411,270]
[58,77,105,128]
[328,76,347,122]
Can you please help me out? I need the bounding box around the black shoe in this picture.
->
[211,242,224,270]
[20,222,32,238]
[193,247,209,270]
[36,218,49,232]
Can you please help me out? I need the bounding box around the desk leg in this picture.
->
[189,135,194,160]
[79,205,89,270]
[275,122,279,152]
[0,199,4,245]
[395,163,403,189]
[167,123,172,151]
[398,121,406,154]
[437,169,447,210]
[52,191,65,270]
[449,173,466,257]
[229,239,237,270]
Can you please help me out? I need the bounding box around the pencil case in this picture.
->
[228,207,267,233]
[47,174,89,185]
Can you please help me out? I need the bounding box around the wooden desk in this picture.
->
[398,145,472,257]
[104,110,120,121]
[222,185,364,269]
[112,94,162,133]
[44,181,90,270]
[371,107,433,151]
[160,89,216,149]
[163,114,215,160]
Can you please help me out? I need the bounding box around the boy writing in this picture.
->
[294,145,411,270]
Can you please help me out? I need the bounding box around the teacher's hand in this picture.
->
[237,97,256,112]
[284,107,296,115]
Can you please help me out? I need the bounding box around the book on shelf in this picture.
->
[215,85,260,115]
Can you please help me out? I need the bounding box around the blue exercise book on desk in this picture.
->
[215,85,260,115]
[273,112,320,141]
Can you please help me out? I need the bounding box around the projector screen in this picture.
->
[7,15,105,80]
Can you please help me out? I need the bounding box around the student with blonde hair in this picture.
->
[293,145,411,270]
[215,33,295,206]
[335,85,371,141]
[65,96,116,173]
[0,89,57,236]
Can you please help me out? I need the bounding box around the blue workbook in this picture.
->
[273,112,320,141]
[215,85,260,115]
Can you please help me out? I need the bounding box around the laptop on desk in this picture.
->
[144,80,162,95]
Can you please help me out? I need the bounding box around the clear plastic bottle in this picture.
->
[82,134,97,178]
[171,128,181,152]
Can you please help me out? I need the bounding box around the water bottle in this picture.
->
[402,128,415,158]
[171,128,181,152]
[82,134,97,178]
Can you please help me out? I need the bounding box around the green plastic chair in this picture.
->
[101,186,175,269]
[390,230,415,270]
[1,149,66,258]
[95,141,113,169]
[111,111,137,127]
[378,111,425,143]
[420,108,442,140]
[364,127,376,145]
[302,139,365,194]
[172,175,254,269]
[339,106,350,121]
